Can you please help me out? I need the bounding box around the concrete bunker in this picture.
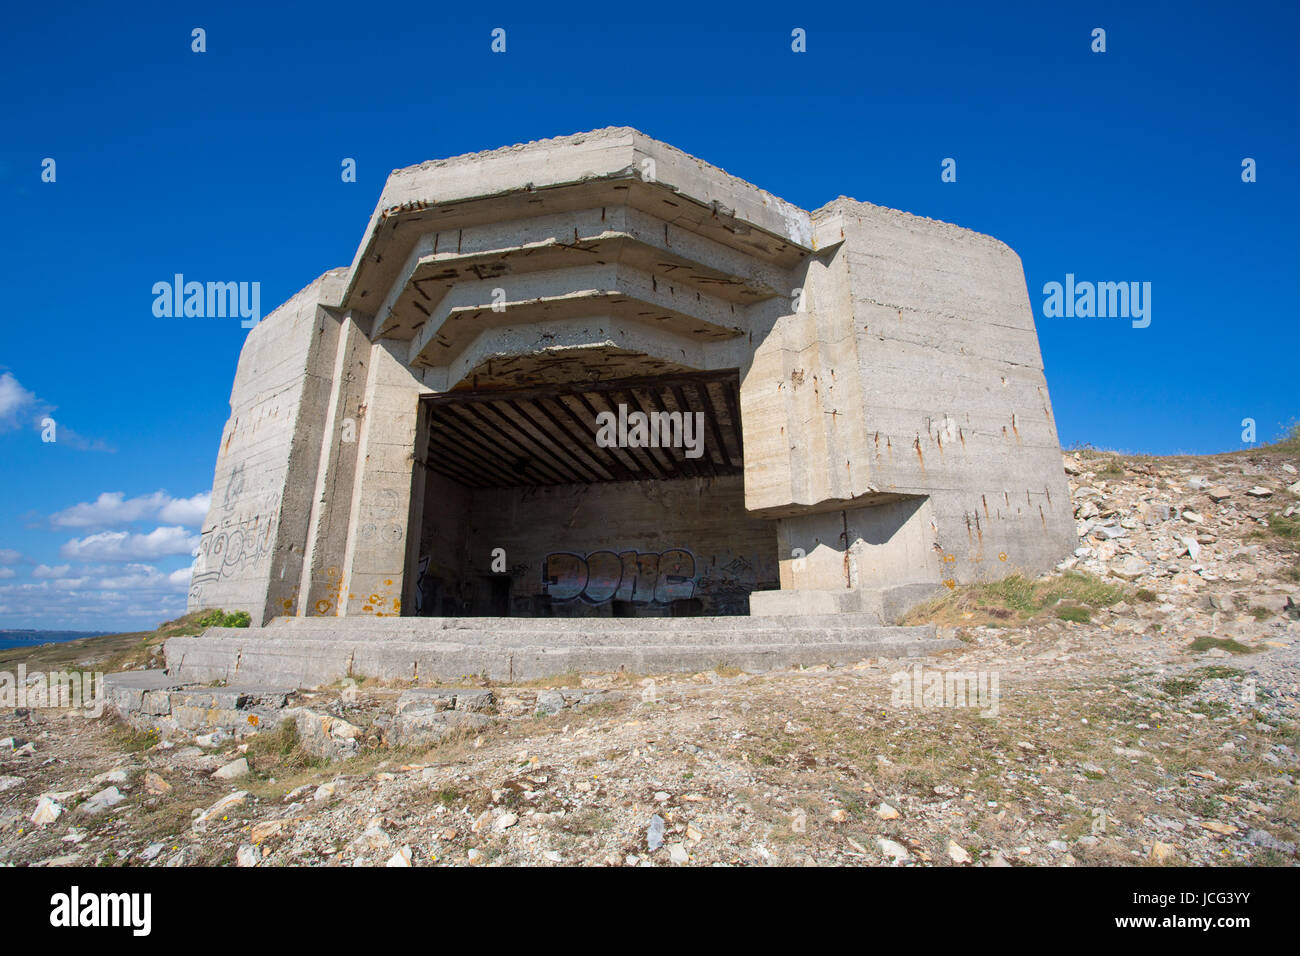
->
[187,128,1076,629]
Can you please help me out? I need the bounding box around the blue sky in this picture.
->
[0,0,1295,630]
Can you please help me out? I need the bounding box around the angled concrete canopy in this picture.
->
[188,127,1074,628]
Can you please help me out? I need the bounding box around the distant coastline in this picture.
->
[0,630,113,652]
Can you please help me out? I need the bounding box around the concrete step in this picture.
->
[164,624,961,686]
[193,622,935,648]
[262,611,897,633]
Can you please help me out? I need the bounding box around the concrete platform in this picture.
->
[164,616,962,687]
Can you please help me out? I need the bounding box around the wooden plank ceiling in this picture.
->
[423,370,743,488]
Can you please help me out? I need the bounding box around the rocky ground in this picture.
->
[1,447,1298,867]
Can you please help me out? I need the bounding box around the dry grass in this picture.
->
[0,610,234,675]
[903,572,1128,628]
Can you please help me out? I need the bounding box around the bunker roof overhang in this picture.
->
[339,128,820,322]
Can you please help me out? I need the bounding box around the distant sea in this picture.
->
[0,630,113,651]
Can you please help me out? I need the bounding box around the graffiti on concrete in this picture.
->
[191,511,278,591]
[542,549,697,605]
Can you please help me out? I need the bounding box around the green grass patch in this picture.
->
[1191,665,1245,680]
[195,609,252,629]
[1186,636,1261,655]
[1161,677,1201,698]
[1056,605,1091,623]
[905,571,1128,628]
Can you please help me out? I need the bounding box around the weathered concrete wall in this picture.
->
[835,200,1073,582]
[189,270,347,624]
[460,477,778,616]
[296,313,372,617]
[337,340,431,617]
[743,199,1073,589]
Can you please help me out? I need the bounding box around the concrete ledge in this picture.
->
[164,623,960,687]
[749,584,947,622]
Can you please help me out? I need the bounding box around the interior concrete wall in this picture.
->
[429,476,780,617]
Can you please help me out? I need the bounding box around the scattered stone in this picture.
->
[313,783,336,802]
[193,791,248,829]
[876,802,900,820]
[31,796,64,825]
[1149,842,1177,863]
[1245,829,1296,855]
[386,846,413,867]
[647,815,665,852]
[877,838,910,864]
[213,758,250,781]
[81,786,125,815]
[91,768,131,786]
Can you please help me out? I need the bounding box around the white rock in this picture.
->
[667,844,689,864]
[0,776,24,793]
[236,844,260,867]
[386,846,413,867]
[91,768,131,786]
[354,825,392,851]
[947,840,971,864]
[494,812,519,831]
[193,790,248,829]
[213,758,250,781]
[877,838,910,863]
[82,786,125,815]
[31,796,63,825]
[876,802,900,820]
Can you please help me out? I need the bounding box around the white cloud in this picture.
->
[0,548,20,564]
[96,563,191,591]
[0,372,40,431]
[0,370,109,451]
[32,563,71,579]
[0,568,13,579]
[51,491,211,530]
[59,526,200,562]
